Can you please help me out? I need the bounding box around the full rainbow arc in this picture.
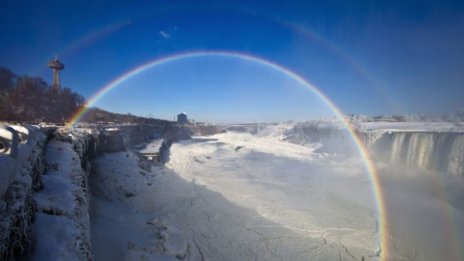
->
[67,50,389,260]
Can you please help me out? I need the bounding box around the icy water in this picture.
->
[89,132,464,261]
[90,132,380,260]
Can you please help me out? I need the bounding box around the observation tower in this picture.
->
[48,56,64,91]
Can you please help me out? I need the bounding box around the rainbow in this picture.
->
[67,50,389,259]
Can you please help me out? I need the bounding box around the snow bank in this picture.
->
[29,140,92,261]
[166,129,464,261]
[253,121,357,155]
[164,132,379,260]
[356,121,464,134]
[90,151,189,260]
[4,120,460,260]
[0,124,47,260]
[87,136,378,260]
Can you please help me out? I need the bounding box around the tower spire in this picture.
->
[48,56,64,92]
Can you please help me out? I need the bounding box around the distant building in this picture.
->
[177,113,189,124]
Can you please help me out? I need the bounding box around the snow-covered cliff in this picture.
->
[368,131,464,178]
[0,124,48,260]
[253,121,464,178]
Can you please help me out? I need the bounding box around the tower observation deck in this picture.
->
[48,57,64,91]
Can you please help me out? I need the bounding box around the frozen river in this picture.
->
[89,130,464,261]
[90,132,380,260]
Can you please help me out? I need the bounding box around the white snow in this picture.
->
[139,139,164,154]
[356,121,464,133]
[29,140,92,261]
[90,151,185,261]
[90,131,380,260]
[0,124,45,199]
[88,122,464,261]
[6,120,458,260]
[29,213,85,261]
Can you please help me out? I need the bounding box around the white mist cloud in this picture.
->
[159,30,171,39]
[159,26,179,40]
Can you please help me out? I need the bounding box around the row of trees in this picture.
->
[0,66,173,125]
[81,107,172,125]
[0,67,85,123]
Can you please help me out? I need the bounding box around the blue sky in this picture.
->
[1,0,463,122]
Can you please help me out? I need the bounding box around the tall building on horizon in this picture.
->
[177,112,189,124]
[48,56,64,92]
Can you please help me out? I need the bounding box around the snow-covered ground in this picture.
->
[139,139,164,154]
[165,133,380,260]
[2,121,460,260]
[356,121,464,133]
[28,140,92,261]
[89,131,381,260]
[88,123,464,261]
[90,152,189,261]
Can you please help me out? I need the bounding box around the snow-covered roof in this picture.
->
[139,139,164,154]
